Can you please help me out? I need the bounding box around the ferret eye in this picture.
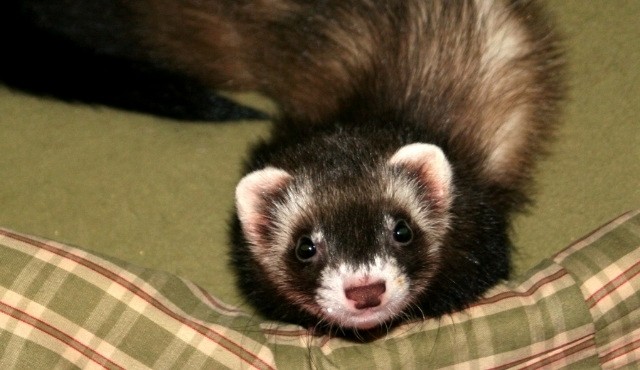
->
[392,220,413,245]
[295,236,317,262]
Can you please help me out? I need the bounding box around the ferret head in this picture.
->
[234,143,454,331]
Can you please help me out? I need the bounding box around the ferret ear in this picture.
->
[235,167,293,247]
[388,143,453,210]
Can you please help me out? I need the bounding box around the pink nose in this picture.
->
[344,281,386,309]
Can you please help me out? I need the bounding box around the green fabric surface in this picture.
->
[1,1,639,309]
[510,1,640,271]
[0,92,269,305]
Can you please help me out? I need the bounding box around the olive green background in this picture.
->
[1,1,638,306]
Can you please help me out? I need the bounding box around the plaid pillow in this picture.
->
[1,210,638,369]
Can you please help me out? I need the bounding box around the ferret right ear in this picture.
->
[388,143,454,211]
[235,167,293,247]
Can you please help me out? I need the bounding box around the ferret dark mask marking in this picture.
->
[235,143,454,330]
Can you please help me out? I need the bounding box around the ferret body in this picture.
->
[7,0,564,331]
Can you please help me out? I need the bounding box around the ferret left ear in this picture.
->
[388,143,453,210]
[235,167,293,247]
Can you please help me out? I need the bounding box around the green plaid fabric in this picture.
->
[1,210,638,369]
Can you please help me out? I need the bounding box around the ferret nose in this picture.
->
[344,281,386,309]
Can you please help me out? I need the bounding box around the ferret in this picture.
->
[6,0,564,332]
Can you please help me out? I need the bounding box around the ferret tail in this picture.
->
[0,0,266,121]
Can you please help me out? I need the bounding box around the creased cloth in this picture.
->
[1,210,638,369]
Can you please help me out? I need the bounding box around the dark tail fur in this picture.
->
[0,0,265,121]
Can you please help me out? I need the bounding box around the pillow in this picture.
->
[1,210,638,369]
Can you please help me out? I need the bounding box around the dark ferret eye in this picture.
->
[295,236,317,262]
[392,220,413,245]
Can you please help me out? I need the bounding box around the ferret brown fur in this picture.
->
[7,0,564,332]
